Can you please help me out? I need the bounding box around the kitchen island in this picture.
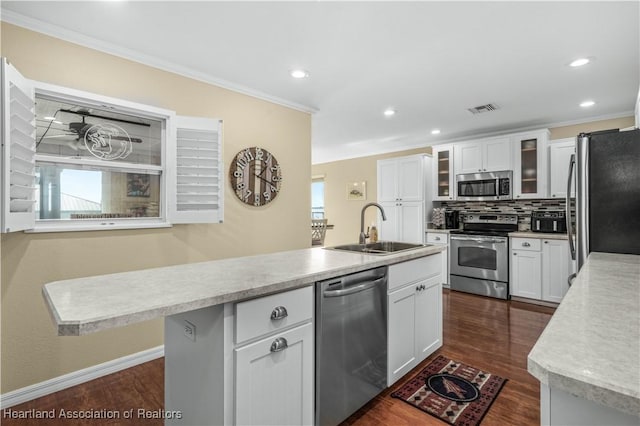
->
[528,252,640,424]
[42,245,445,425]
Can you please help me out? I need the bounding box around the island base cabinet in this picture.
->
[164,305,231,426]
[235,322,313,426]
[387,257,443,386]
[540,384,638,425]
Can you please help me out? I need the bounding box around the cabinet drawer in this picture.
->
[426,233,448,245]
[235,286,313,344]
[389,255,441,291]
[511,237,541,251]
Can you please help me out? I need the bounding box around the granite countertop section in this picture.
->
[509,231,569,240]
[43,245,444,336]
[528,252,640,416]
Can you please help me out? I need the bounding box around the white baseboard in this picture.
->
[0,345,164,410]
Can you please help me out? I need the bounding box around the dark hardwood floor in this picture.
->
[2,290,554,426]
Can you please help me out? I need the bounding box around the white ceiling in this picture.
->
[2,1,639,164]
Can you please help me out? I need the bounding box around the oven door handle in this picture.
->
[450,236,506,244]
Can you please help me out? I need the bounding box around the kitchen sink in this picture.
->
[325,241,430,255]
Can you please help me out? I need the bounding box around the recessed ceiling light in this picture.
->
[569,58,590,67]
[290,69,309,79]
[580,100,595,108]
[383,108,396,117]
[431,129,441,135]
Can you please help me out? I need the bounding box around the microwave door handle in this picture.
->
[566,153,576,261]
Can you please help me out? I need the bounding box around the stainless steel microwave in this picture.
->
[456,170,512,201]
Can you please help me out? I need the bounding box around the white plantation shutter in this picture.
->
[168,116,223,224]
[1,58,36,233]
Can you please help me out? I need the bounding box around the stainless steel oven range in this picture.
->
[449,214,518,299]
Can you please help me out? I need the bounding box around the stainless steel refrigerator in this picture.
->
[567,128,640,280]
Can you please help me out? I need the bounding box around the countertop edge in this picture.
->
[46,246,445,336]
[527,252,640,417]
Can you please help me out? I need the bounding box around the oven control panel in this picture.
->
[462,214,518,224]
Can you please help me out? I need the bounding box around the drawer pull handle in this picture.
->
[270,337,288,353]
[522,242,531,247]
[270,306,288,320]
[435,236,441,241]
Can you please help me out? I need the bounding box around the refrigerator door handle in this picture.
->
[566,153,576,261]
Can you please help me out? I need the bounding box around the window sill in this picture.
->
[25,221,173,233]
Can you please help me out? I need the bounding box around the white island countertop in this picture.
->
[528,252,640,416]
[43,245,444,336]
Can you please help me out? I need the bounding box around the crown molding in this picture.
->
[1,10,318,114]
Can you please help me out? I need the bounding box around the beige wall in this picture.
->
[549,116,634,139]
[1,23,311,393]
[314,116,634,248]
[312,147,431,247]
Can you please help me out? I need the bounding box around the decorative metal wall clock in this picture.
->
[230,147,282,206]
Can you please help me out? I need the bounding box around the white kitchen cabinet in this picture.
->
[510,237,573,303]
[377,154,424,202]
[454,137,512,174]
[235,322,313,426]
[377,154,431,243]
[432,145,455,201]
[542,239,574,303]
[165,286,314,426]
[380,201,424,244]
[387,255,443,386]
[513,130,549,199]
[547,138,575,199]
[511,249,542,299]
[426,232,449,286]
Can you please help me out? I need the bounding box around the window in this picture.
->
[34,94,164,225]
[311,176,325,219]
[1,59,223,233]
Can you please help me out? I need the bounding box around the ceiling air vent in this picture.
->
[468,103,499,115]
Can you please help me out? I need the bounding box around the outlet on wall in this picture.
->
[183,320,196,341]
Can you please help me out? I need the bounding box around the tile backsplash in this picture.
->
[438,198,573,231]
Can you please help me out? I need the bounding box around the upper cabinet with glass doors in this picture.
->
[1,58,223,233]
[431,145,454,201]
[512,129,549,199]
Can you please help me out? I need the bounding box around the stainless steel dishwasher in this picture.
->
[315,266,388,426]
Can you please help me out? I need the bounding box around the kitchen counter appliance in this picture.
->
[531,210,566,233]
[456,170,512,201]
[315,267,388,426]
[449,213,518,299]
[567,128,640,281]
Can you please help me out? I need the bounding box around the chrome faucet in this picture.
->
[359,203,387,244]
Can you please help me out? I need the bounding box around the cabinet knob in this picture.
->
[552,194,556,197]
[544,241,548,244]
[270,306,288,320]
[513,253,518,256]
[435,236,441,241]
[478,169,482,172]
[270,337,289,353]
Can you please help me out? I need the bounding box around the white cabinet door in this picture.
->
[510,250,542,299]
[483,137,512,172]
[235,322,313,426]
[387,283,417,386]
[379,202,399,241]
[398,201,424,244]
[397,156,424,201]
[415,278,442,361]
[542,240,572,303]
[377,159,398,202]
[548,139,575,199]
[432,145,454,201]
[455,142,483,174]
[512,130,549,199]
